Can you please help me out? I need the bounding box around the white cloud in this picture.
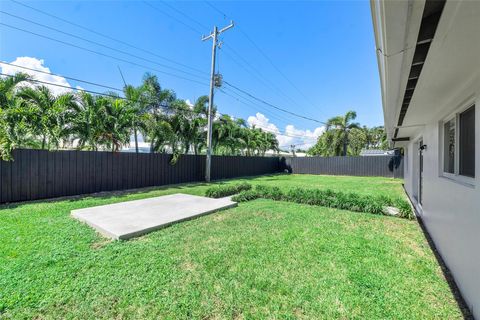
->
[248,112,280,134]
[185,99,194,108]
[247,112,325,150]
[0,57,72,96]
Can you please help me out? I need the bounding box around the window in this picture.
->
[443,118,455,174]
[459,106,475,177]
[442,104,476,180]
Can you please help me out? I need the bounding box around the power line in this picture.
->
[8,0,325,137]
[159,1,209,31]
[223,80,326,125]
[1,72,126,100]
[1,71,314,141]
[218,86,294,125]
[249,124,318,140]
[217,89,318,140]
[0,22,209,87]
[140,1,324,127]
[220,86,292,124]
[205,1,326,116]
[135,0,317,128]
[0,10,207,80]
[143,1,203,35]
[9,0,205,75]
[204,1,227,19]
[221,44,316,116]
[1,72,185,115]
[204,1,328,121]
[0,61,124,93]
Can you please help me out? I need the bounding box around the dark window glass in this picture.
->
[443,118,455,173]
[459,105,475,178]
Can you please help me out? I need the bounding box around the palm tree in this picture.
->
[142,73,176,114]
[0,73,30,108]
[325,110,360,156]
[220,117,250,155]
[123,84,149,153]
[145,113,175,153]
[17,86,75,149]
[190,96,211,154]
[243,126,263,156]
[0,73,30,159]
[68,92,102,150]
[124,74,178,153]
[98,97,133,152]
[170,99,197,154]
[259,131,279,155]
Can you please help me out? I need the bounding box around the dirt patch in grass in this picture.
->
[91,238,112,250]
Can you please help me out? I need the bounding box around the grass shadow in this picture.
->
[0,181,209,210]
[0,173,289,210]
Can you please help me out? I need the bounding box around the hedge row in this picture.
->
[232,185,413,219]
[205,182,252,198]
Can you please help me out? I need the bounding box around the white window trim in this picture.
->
[439,100,476,187]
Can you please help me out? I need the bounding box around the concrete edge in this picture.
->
[118,202,237,240]
[71,210,121,240]
[70,200,238,241]
[70,193,203,215]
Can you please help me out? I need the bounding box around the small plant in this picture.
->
[205,182,252,198]
[255,185,284,200]
[232,184,413,219]
[393,198,414,219]
[231,189,260,202]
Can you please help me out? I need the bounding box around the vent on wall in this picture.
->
[395,0,446,138]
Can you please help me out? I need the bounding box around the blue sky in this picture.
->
[0,0,382,149]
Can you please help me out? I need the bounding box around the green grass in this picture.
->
[234,174,406,199]
[0,174,461,319]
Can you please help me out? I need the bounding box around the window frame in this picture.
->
[440,101,476,186]
[442,115,456,178]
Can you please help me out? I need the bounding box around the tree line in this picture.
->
[307,110,388,156]
[0,72,279,160]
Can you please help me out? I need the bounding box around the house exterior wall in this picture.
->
[403,75,480,317]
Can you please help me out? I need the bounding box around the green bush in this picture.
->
[231,189,260,202]
[255,185,284,200]
[232,184,413,219]
[393,198,414,219]
[205,182,252,198]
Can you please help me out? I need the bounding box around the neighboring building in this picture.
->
[359,149,395,156]
[371,0,479,316]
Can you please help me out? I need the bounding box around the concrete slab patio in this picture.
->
[71,194,237,240]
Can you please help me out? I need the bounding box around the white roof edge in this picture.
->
[370,0,390,140]
[370,0,425,142]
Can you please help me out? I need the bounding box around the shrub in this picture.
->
[231,189,260,202]
[205,182,252,198]
[393,198,414,219]
[255,185,284,200]
[231,184,413,219]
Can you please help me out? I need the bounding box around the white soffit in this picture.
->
[372,0,425,140]
[401,0,480,134]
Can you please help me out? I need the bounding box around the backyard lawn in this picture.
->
[0,174,462,319]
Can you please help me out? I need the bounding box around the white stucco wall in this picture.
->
[403,77,480,317]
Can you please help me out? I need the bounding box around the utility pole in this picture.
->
[290,145,296,157]
[202,21,234,182]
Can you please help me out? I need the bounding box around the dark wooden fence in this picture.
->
[283,155,403,178]
[0,149,280,204]
[0,149,402,204]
